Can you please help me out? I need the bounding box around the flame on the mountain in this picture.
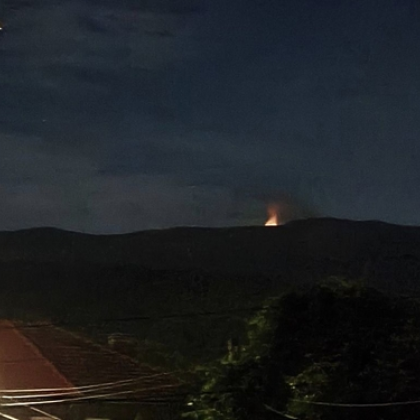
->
[264,205,279,226]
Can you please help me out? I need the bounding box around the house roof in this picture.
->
[0,320,74,391]
[0,320,183,404]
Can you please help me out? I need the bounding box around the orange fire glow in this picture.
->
[264,206,279,226]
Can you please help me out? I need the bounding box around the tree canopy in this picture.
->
[185,278,420,420]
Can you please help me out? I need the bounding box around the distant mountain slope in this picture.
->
[0,218,420,274]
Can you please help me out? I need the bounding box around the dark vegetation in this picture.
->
[186,280,420,420]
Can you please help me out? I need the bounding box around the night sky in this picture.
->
[1,0,420,233]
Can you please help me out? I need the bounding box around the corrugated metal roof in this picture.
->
[0,320,75,391]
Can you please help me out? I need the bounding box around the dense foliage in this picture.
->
[185,278,420,420]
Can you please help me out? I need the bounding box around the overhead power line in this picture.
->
[24,405,61,420]
[0,412,19,420]
[6,385,420,411]
[291,398,420,408]
[0,383,183,408]
[265,405,298,419]
[0,372,180,398]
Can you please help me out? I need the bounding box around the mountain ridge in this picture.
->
[1,218,420,273]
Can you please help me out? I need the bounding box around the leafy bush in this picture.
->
[184,278,420,420]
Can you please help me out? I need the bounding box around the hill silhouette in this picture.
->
[1,217,420,273]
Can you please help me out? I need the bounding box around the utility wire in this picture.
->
[0,372,180,398]
[7,396,62,420]
[24,390,420,410]
[0,412,19,420]
[10,383,420,411]
[0,389,234,407]
[264,405,298,419]
[3,364,420,411]
[291,398,420,408]
[25,405,61,420]
[0,383,183,407]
